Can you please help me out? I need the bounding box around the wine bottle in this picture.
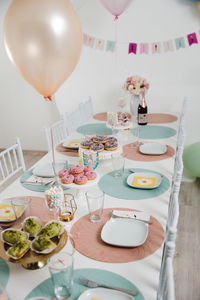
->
[138,89,148,125]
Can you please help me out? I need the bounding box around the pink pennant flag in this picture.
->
[152,42,161,54]
[140,43,149,54]
[128,43,137,54]
[163,40,174,52]
[95,39,105,50]
[187,33,198,46]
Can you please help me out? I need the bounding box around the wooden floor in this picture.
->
[0,150,199,300]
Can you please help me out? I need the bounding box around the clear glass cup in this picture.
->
[111,154,126,178]
[11,197,32,220]
[86,187,105,223]
[48,252,74,300]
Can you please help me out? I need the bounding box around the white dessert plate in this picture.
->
[59,173,100,190]
[0,199,26,222]
[106,122,133,130]
[127,172,162,190]
[77,287,134,300]
[62,138,82,149]
[33,162,66,178]
[101,217,148,247]
[139,143,167,155]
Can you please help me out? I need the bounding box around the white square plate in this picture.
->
[127,172,162,189]
[62,139,82,149]
[139,143,167,155]
[101,217,148,247]
[33,162,66,178]
[77,288,134,300]
[0,199,26,222]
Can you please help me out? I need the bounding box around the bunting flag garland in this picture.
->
[83,30,200,55]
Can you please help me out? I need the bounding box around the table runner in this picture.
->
[123,143,175,161]
[25,268,145,300]
[70,208,164,263]
[98,168,170,200]
[93,112,178,123]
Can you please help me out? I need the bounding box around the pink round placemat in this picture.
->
[93,112,131,122]
[0,196,54,229]
[123,143,175,162]
[70,208,164,263]
[93,112,107,121]
[148,113,178,124]
[56,143,79,157]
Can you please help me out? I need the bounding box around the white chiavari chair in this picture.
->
[0,137,26,187]
[157,241,176,300]
[44,119,68,152]
[85,96,93,119]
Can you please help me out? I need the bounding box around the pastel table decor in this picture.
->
[98,168,170,200]
[0,259,9,289]
[131,125,176,139]
[25,268,145,300]
[70,208,164,263]
[123,143,175,161]
[77,123,112,136]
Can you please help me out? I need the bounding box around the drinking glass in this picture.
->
[48,252,73,300]
[111,154,126,178]
[86,187,105,223]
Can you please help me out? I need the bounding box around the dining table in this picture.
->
[0,111,180,300]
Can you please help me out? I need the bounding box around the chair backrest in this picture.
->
[44,119,67,152]
[85,96,93,118]
[61,97,93,134]
[157,241,176,300]
[0,137,26,187]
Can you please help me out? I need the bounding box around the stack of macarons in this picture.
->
[58,164,97,185]
[80,135,118,152]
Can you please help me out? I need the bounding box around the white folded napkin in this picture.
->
[112,210,150,221]
[25,175,53,185]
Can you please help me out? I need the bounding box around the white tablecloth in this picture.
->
[0,115,179,300]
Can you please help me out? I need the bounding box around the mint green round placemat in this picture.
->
[132,125,176,139]
[77,123,113,135]
[98,168,170,200]
[25,268,145,300]
[0,258,10,288]
[20,169,69,192]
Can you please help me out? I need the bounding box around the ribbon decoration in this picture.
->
[95,39,105,50]
[83,30,200,55]
[187,32,198,45]
[152,42,161,54]
[106,40,116,52]
[175,37,186,50]
[163,40,174,52]
[128,43,137,54]
[140,43,149,54]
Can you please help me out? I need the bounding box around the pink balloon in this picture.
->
[99,0,132,18]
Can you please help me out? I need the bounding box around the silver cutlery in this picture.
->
[111,213,152,225]
[21,180,53,186]
[79,276,138,296]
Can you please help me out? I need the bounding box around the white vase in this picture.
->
[130,94,140,117]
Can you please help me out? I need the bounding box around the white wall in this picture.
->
[1,0,200,150]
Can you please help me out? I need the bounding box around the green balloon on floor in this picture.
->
[183,142,200,177]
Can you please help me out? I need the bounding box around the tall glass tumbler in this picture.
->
[48,252,73,300]
[86,187,105,223]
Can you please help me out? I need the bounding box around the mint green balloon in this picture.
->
[183,142,200,177]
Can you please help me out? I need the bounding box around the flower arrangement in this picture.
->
[123,75,149,95]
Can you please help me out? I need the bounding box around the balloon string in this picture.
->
[50,127,56,177]
[114,16,118,65]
